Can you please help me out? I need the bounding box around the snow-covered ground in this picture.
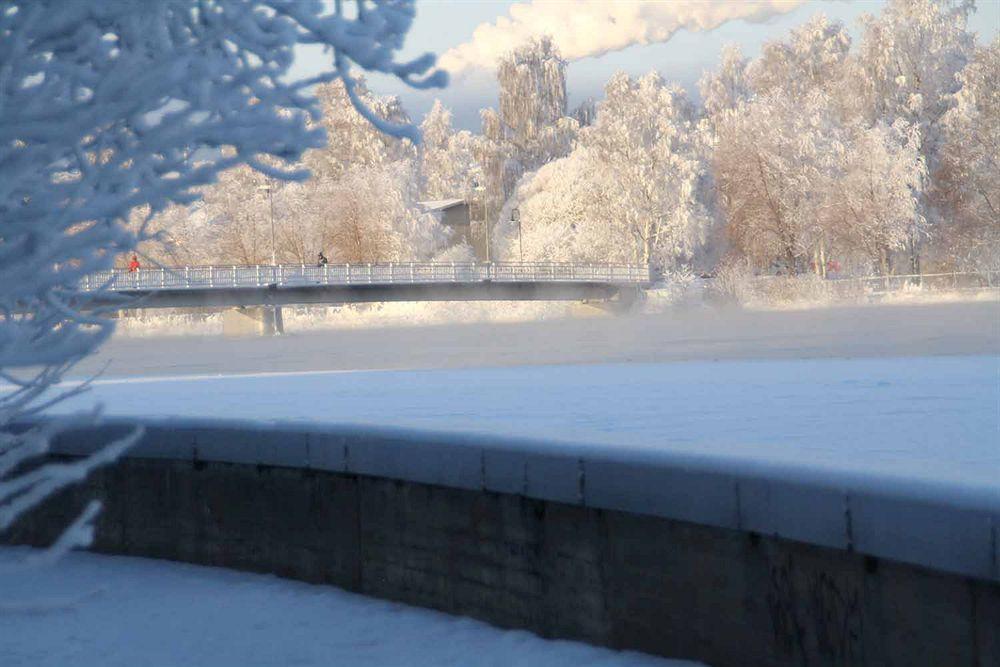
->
[44,354,1000,491]
[0,548,694,667]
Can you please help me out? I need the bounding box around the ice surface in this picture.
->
[69,300,999,378]
[0,547,694,667]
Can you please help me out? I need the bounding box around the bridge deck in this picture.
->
[83,262,652,308]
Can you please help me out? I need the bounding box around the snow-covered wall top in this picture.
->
[50,418,999,584]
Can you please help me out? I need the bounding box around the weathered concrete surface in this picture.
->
[9,451,998,667]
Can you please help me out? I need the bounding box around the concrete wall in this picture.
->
[8,419,999,667]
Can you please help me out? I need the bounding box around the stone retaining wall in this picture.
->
[7,419,999,667]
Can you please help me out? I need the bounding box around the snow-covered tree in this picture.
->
[581,72,710,270]
[124,202,215,267]
[855,0,974,142]
[316,162,452,263]
[201,165,278,265]
[713,90,840,273]
[305,79,416,182]
[476,37,578,229]
[496,36,572,165]
[0,0,442,561]
[419,101,481,200]
[698,44,751,119]
[930,38,1000,271]
[827,121,927,274]
[503,147,626,263]
[506,71,711,272]
[748,14,852,100]
[854,0,976,272]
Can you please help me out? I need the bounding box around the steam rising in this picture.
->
[439,0,808,75]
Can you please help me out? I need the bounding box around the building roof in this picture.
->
[419,198,466,212]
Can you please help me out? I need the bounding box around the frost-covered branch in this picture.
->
[0,0,443,562]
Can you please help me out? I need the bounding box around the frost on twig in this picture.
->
[0,1,442,563]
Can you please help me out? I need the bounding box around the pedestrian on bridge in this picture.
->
[317,252,328,267]
[128,254,140,272]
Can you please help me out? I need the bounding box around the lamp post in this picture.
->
[471,179,490,262]
[258,180,277,265]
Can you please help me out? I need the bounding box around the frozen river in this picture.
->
[72,300,999,377]
[16,299,997,490]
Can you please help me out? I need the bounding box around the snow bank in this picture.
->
[0,548,693,667]
[43,355,1000,491]
[705,273,999,311]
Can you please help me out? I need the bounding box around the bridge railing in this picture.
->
[82,262,652,292]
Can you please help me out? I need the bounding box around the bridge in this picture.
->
[83,262,652,308]
[83,262,652,334]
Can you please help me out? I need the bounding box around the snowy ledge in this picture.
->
[48,417,1000,584]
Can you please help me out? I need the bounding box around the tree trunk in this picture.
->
[879,247,890,277]
[785,245,797,276]
[907,233,921,284]
[643,224,653,272]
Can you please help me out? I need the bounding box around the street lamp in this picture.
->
[258,180,277,265]
[511,207,522,263]
[471,179,490,262]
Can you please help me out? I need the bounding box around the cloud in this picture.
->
[439,0,808,75]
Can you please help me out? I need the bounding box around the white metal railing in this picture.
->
[747,270,1000,297]
[81,262,652,292]
[827,271,1000,291]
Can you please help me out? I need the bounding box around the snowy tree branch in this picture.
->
[0,0,443,563]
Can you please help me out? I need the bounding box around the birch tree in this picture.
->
[582,72,710,270]
[698,44,751,119]
[854,0,975,272]
[201,165,277,265]
[827,122,927,274]
[507,71,711,271]
[930,38,1000,271]
[476,37,578,227]
[748,14,852,100]
[713,91,839,273]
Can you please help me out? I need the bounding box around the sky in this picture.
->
[293,1,1000,131]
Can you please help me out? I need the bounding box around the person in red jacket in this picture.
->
[127,254,140,272]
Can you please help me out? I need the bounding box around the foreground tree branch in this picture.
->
[0,0,443,563]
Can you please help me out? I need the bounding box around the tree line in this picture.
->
[135,0,998,279]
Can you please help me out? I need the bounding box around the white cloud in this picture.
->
[439,0,808,75]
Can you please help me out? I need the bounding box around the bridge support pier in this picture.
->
[222,306,284,337]
[580,285,645,315]
[262,306,284,336]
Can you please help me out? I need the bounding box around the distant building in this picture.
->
[419,199,487,260]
